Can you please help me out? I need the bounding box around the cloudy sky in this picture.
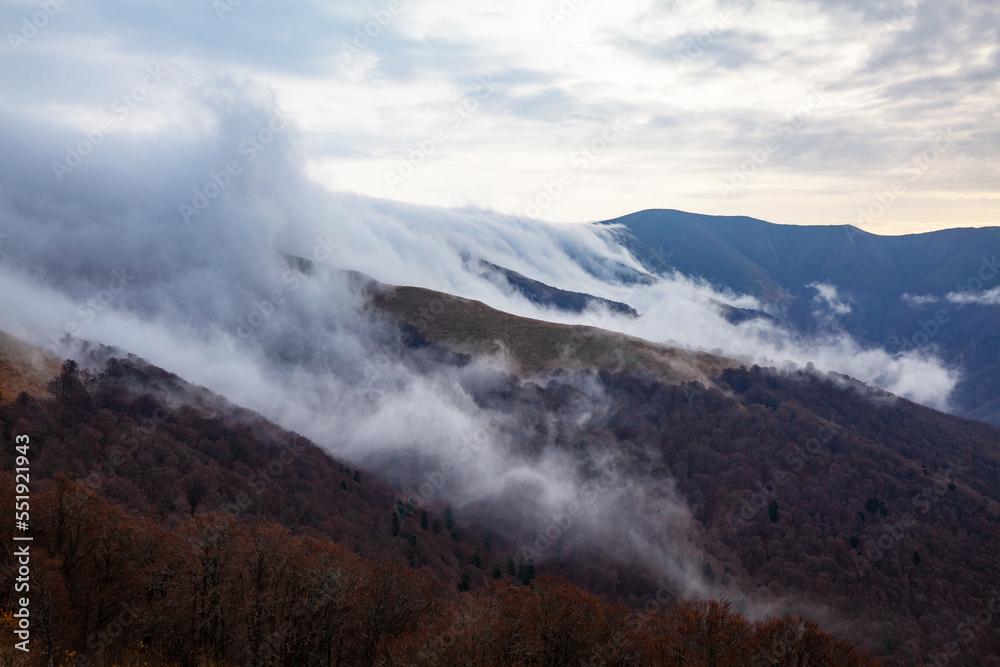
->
[2,0,997,233]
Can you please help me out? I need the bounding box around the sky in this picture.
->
[2,0,997,233]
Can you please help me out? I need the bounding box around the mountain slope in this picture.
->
[369,280,736,383]
[0,341,881,666]
[473,259,639,316]
[603,209,1000,299]
[366,277,1000,665]
[4,266,1000,664]
[12,349,508,580]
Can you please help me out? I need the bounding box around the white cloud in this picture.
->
[0,80,961,413]
[809,282,852,315]
[902,293,939,307]
[947,286,1000,306]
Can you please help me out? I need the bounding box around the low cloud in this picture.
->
[809,282,853,316]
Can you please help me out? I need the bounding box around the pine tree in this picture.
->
[517,557,536,585]
[405,532,418,567]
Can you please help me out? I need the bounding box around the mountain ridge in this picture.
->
[598,208,1000,425]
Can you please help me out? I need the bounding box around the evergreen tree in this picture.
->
[517,557,536,585]
[405,532,418,566]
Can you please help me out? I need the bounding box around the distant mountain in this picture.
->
[284,252,641,318]
[600,209,1000,425]
[473,259,639,317]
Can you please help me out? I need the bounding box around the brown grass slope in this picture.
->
[369,281,738,385]
[0,329,59,404]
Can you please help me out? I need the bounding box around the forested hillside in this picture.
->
[368,283,1000,665]
[0,358,880,666]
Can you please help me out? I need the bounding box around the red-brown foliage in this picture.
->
[0,360,883,665]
